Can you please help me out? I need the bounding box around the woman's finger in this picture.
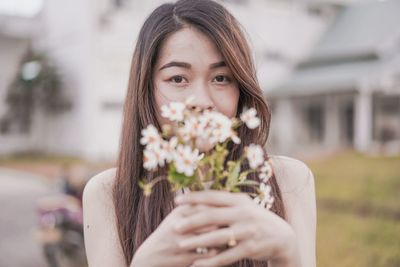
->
[174,207,237,233]
[167,204,193,221]
[172,248,219,267]
[173,205,221,236]
[174,190,252,207]
[187,248,219,261]
[192,239,261,267]
[179,204,211,217]
[192,225,219,235]
[178,225,251,251]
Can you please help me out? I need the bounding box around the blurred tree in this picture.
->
[0,48,72,134]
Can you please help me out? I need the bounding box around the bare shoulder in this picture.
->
[83,168,126,267]
[268,155,317,267]
[83,168,117,202]
[268,155,314,194]
[83,168,117,224]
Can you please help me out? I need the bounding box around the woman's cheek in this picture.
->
[157,84,189,102]
[154,85,184,130]
[215,86,239,118]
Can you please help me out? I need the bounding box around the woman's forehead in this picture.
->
[156,26,224,69]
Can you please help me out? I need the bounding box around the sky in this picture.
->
[0,0,43,17]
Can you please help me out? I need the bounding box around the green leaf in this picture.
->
[238,170,253,182]
[231,187,241,193]
[215,148,228,174]
[227,160,241,187]
[168,166,195,187]
[227,161,236,172]
[216,143,224,152]
[138,179,145,189]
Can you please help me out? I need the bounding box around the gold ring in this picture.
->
[227,229,237,247]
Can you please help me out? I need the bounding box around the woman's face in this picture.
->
[153,25,240,127]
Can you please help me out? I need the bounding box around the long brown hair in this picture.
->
[113,0,286,266]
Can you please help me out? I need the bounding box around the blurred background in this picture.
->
[0,0,399,266]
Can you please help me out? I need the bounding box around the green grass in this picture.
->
[0,152,85,165]
[0,152,115,168]
[1,151,398,265]
[306,152,400,267]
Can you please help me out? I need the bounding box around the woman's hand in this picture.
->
[173,190,301,267]
[131,204,219,267]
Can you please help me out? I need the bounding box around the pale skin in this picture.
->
[83,25,317,267]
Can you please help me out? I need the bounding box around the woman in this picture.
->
[83,0,316,266]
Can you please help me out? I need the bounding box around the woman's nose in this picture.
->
[187,98,215,112]
[187,104,214,112]
[187,83,216,112]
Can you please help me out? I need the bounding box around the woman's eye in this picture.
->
[213,75,231,83]
[169,75,187,84]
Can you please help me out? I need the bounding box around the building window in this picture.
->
[373,94,400,142]
[306,105,324,143]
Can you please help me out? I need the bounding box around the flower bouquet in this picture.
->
[139,96,274,209]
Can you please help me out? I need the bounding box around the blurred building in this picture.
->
[0,0,155,160]
[4,0,393,160]
[0,0,336,160]
[269,0,400,156]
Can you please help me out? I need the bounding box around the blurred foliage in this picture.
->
[307,151,400,267]
[0,49,72,134]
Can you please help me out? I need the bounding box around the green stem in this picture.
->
[148,175,167,187]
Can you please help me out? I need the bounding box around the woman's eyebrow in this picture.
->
[209,61,226,69]
[158,61,226,71]
[159,61,191,71]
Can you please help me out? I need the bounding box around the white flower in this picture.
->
[240,107,260,129]
[196,111,214,140]
[178,116,202,142]
[259,172,271,183]
[161,102,186,122]
[205,111,240,144]
[208,112,233,144]
[140,124,162,149]
[143,141,169,170]
[143,148,159,170]
[253,183,274,209]
[230,130,241,144]
[260,160,272,173]
[259,161,273,182]
[179,110,237,147]
[245,144,264,169]
[173,144,204,177]
[162,137,178,163]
